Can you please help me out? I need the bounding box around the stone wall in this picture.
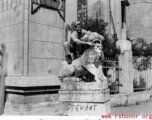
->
[0,0,65,77]
[0,0,24,76]
[111,91,152,107]
[29,0,65,77]
[3,0,65,115]
[128,0,152,43]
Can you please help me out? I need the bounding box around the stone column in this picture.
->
[118,50,134,94]
[1,0,64,115]
[59,81,111,116]
[116,30,134,94]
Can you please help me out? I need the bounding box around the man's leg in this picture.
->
[75,45,87,59]
[63,42,73,64]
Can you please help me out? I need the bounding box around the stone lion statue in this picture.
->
[58,33,107,82]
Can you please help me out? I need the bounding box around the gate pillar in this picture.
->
[118,50,134,94]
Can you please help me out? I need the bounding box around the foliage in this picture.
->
[133,75,146,92]
[66,18,121,58]
[132,38,152,71]
[132,38,152,57]
[133,56,151,71]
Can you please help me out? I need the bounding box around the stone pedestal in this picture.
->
[59,81,111,116]
[0,0,65,115]
[3,77,63,115]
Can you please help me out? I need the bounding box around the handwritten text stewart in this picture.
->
[66,103,97,112]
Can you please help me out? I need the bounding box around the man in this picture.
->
[63,21,93,64]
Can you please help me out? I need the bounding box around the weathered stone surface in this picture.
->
[128,0,152,43]
[4,101,63,116]
[0,1,2,13]
[28,4,64,77]
[59,81,111,115]
[56,12,64,28]
[29,40,40,57]
[6,94,59,104]
[110,91,152,107]
[111,94,127,107]
[29,6,40,23]
[13,58,23,76]
[14,41,23,58]
[119,83,133,94]
[29,23,39,40]
[4,80,62,115]
[53,28,64,43]
[39,42,64,59]
[118,51,134,94]
[116,40,132,53]
[127,92,151,105]
[60,81,108,91]
[1,0,64,77]
[59,90,110,102]
[58,61,75,79]
[5,77,61,87]
[0,0,25,77]
[62,101,111,116]
[29,59,63,77]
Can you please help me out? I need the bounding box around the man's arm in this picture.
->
[71,31,92,46]
[82,29,89,35]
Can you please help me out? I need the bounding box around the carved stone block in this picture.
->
[60,81,108,91]
[59,82,111,115]
[62,101,111,116]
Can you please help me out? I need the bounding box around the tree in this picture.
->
[66,18,121,58]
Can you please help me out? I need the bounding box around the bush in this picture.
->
[132,38,152,71]
[132,38,152,57]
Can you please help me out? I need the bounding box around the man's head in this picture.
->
[75,21,82,33]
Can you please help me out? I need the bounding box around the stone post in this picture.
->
[118,50,134,94]
[59,81,111,116]
[116,29,134,94]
